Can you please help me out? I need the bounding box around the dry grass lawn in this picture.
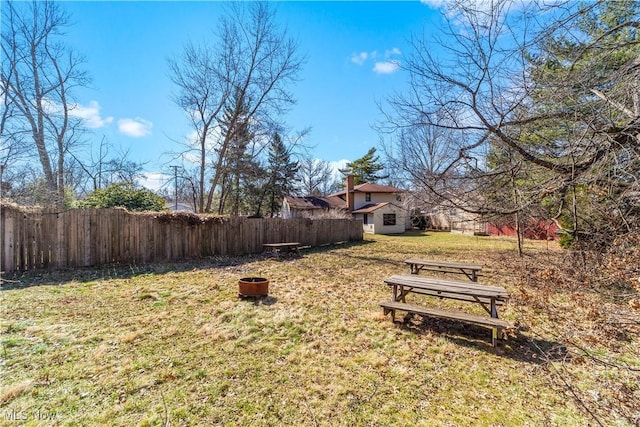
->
[1,231,638,426]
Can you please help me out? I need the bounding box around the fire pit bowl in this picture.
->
[238,277,269,297]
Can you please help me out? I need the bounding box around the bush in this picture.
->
[79,183,167,212]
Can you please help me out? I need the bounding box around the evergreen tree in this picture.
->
[516,0,640,247]
[339,147,388,185]
[257,133,299,217]
[217,95,255,215]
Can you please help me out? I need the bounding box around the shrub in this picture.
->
[79,183,167,212]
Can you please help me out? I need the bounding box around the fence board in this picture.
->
[2,211,14,272]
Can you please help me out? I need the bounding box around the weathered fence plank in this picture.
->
[2,210,14,272]
[0,206,363,273]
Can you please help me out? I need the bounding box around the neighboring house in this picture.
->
[329,177,408,234]
[352,202,406,234]
[281,195,347,219]
[282,176,408,234]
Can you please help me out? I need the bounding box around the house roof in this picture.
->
[284,195,346,210]
[329,183,403,198]
[351,202,390,214]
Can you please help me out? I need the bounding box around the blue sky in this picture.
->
[61,1,444,190]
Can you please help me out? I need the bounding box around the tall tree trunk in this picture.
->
[198,125,208,213]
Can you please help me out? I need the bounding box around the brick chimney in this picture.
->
[346,175,355,213]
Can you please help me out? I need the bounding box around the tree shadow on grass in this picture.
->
[238,295,279,306]
[310,242,409,269]
[0,254,264,291]
[301,239,375,254]
[0,240,374,291]
[395,314,570,364]
[387,230,432,238]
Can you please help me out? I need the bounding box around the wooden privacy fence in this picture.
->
[0,206,363,273]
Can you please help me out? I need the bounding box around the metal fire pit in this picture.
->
[238,277,269,297]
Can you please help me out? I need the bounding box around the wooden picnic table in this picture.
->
[381,274,511,346]
[262,242,301,258]
[404,258,483,281]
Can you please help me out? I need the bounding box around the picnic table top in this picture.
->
[404,258,483,270]
[384,274,509,299]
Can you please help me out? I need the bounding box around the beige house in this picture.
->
[282,176,408,234]
[352,201,406,234]
[329,177,408,234]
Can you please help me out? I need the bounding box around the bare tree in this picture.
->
[296,157,340,196]
[168,39,228,213]
[0,32,24,176]
[1,0,89,208]
[168,2,304,213]
[67,136,146,197]
[379,108,460,209]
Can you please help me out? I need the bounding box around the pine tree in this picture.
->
[257,133,299,217]
[517,0,640,246]
[217,94,255,215]
[339,147,388,185]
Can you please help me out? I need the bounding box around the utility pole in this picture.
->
[170,165,179,211]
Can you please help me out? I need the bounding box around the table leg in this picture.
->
[392,285,398,302]
[490,298,498,318]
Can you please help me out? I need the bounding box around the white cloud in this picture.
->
[351,51,369,65]
[421,0,533,21]
[420,0,446,7]
[70,100,113,129]
[185,129,200,145]
[40,99,113,129]
[421,0,497,10]
[118,117,153,137]
[385,47,402,57]
[41,98,60,115]
[329,159,348,181]
[352,48,401,74]
[373,60,400,74]
[137,172,169,191]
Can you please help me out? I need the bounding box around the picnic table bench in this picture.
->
[262,242,301,258]
[381,274,511,347]
[405,258,483,281]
